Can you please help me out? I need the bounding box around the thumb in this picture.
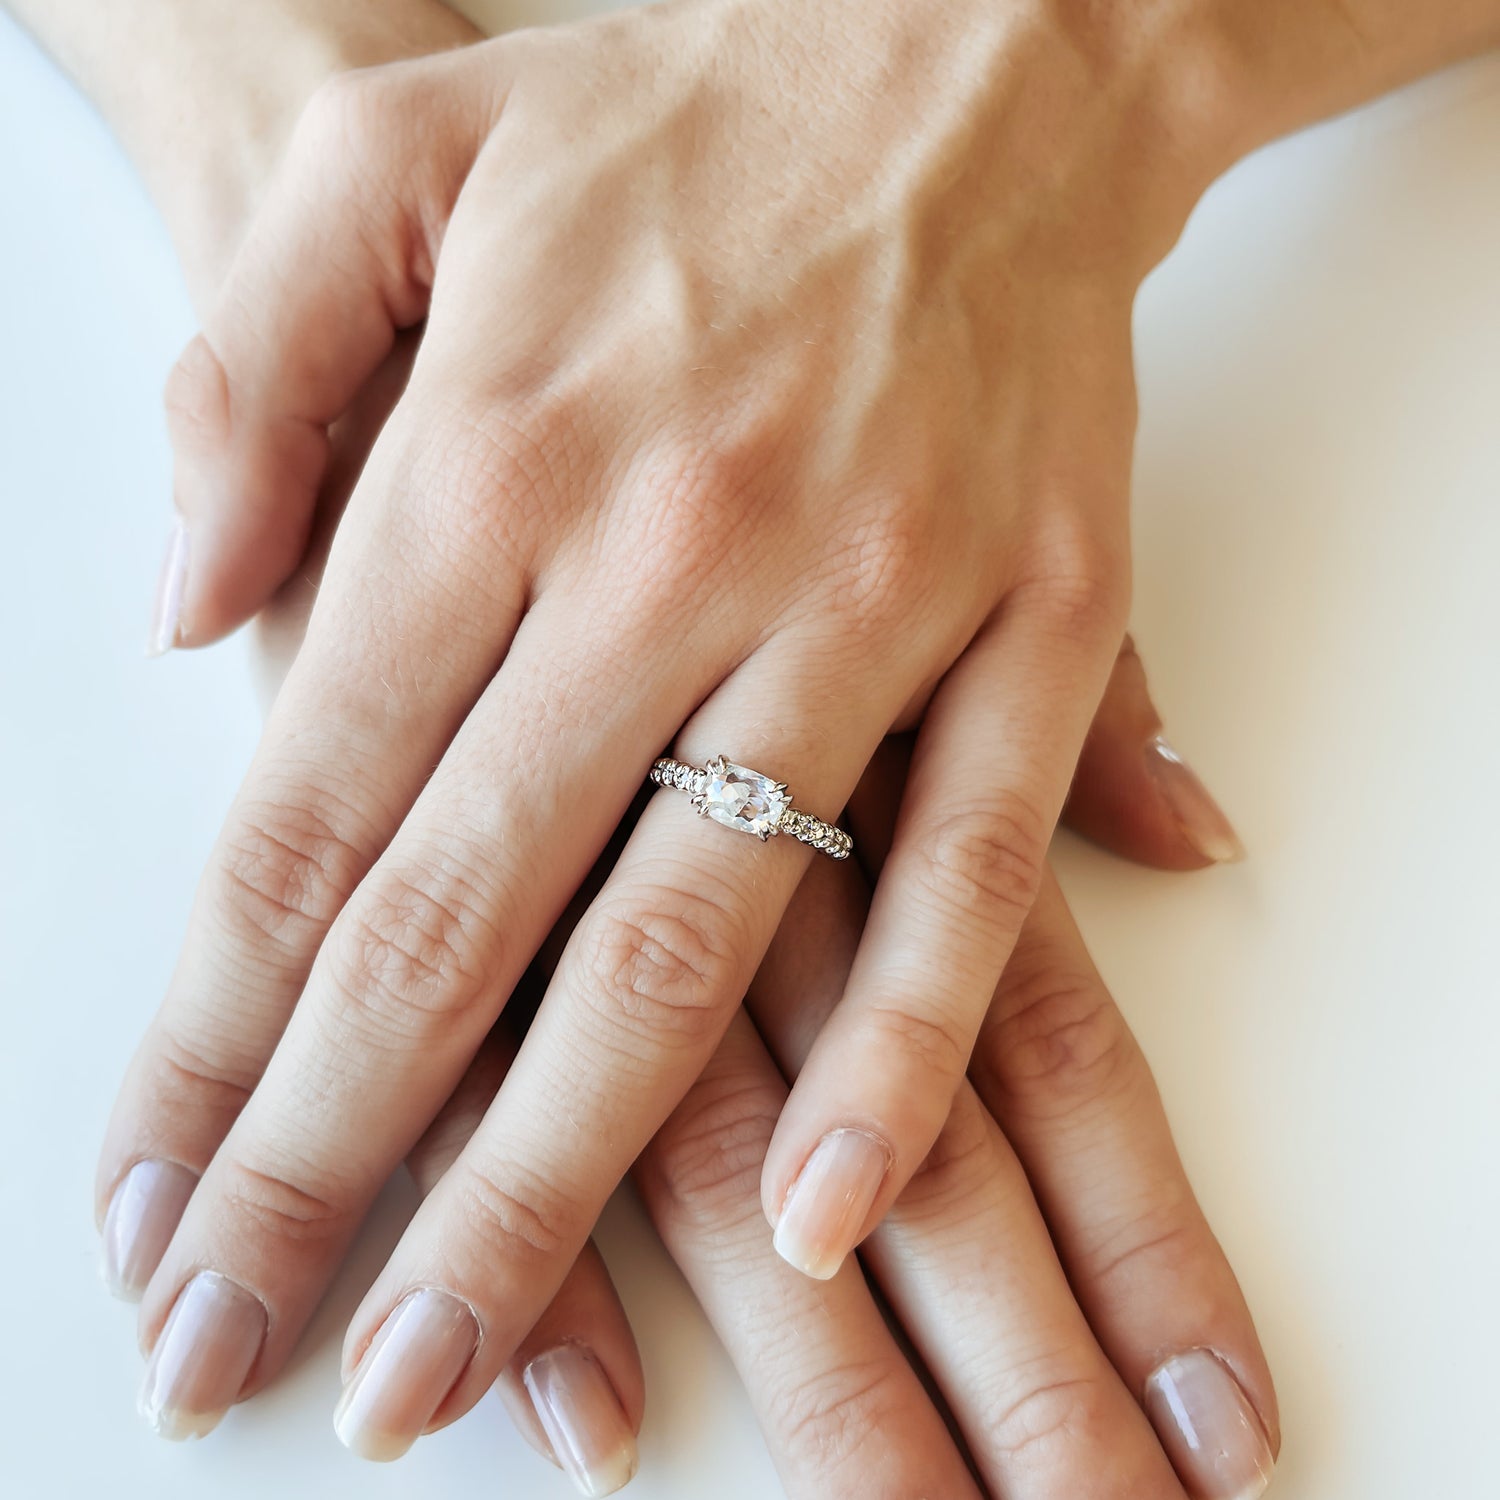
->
[147,49,497,654]
[1063,635,1246,870]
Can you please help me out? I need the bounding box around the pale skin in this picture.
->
[9,0,1499,1493]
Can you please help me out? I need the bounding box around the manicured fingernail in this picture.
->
[772,1128,890,1280]
[334,1288,479,1462]
[1144,1350,1274,1500]
[147,518,189,657]
[100,1159,198,1301]
[138,1271,266,1440]
[1146,736,1246,864]
[523,1343,639,1497]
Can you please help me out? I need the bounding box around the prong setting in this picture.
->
[649,755,852,860]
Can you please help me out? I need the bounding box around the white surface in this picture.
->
[1,7,1497,1497]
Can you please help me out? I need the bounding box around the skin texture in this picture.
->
[108,8,1217,1442]
[24,3,1271,1487]
[5,0,1495,1488]
[255,497,1275,1498]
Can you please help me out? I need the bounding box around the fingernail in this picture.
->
[523,1343,639,1497]
[147,518,189,657]
[100,1159,198,1301]
[772,1128,890,1280]
[1144,1350,1274,1500]
[138,1271,267,1440]
[334,1288,479,1462]
[1146,736,1246,864]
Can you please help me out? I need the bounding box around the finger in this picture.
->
[852,739,1278,1497]
[97,337,418,1304]
[751,857,1184,1499]
[99,394,534,1310]
[763,584,1122,1279]
[970,871,1278,1499]
[395,1028,643,1491]
[250,334,423,705]
[130,586,727,1434]
[1064,635,1245,869]
[336,635,899,1438]
[154,52,496,651]
[634,1010,982,1500]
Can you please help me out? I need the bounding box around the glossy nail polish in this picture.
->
[1144,1349,1274,1500]
[334,1288,479,1461]
[147,519,189,657]
[772,1128,890,1280]
[523,1343,639,1497]
[138,1272,266,1440]
[100,1159,198,1301]
[1146,736,1246,864]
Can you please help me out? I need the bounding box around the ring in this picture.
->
[649,755,854,861]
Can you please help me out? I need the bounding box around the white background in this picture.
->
[1,4,1497,1497]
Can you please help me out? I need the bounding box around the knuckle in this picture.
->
[985,969,1135,1114]
[985,1370,1118,1470]
[771,1360,913,1472]
[911,794,1050,929]
[403,403,563,563]
[145,1023,256,1126]
[450,1158,571,1266]
[643,1070,780,1231]
[861,1000,972,1086]
[1083,1198,1204,1292]
[215,797,368,956]
[578,887,742,1050]
[827,497,939,631]
[616,437,773,607]
[218,1155,345,1249]
[328,859,497,1043]
[1027,515,1131,640]
[295,68,393,165]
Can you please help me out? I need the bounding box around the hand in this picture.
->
[392,747,1277,1499]
[143,478,1275,1499]
[103,0,1259,1454]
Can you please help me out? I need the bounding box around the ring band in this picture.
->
[649,755,854,861]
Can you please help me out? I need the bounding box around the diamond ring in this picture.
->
[649,755,854,861]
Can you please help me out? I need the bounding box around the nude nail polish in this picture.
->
[523,1343,639,1497]
[147,519,189,657]
[100,1159,198,1301]
[772,1128,890,1280]
[138,1272,267,1440]
[1144,1350,1274,1500]
[1146,736,1246,864]
[334,1288,479,1462]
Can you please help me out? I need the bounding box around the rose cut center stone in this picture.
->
[700,759,789,838]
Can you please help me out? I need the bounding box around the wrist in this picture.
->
[1122,0,1500,188]
[9,0,480,305]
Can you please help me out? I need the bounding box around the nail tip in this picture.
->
[103,1272,145,1304]
[575,1447,640,1497]
[1195,828,1249,866]
[334,1406,415,1462]
[139,1395,223,1442]
[770,1229,838,1281]
[1147,736,1246,866]
[147,518,189,658]
[1144,1349,1274,1500]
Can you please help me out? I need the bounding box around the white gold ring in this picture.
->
[649,755,854,861]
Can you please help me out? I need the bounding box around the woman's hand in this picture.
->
[98,0,1268,1454]
[139,473,1277,1499]
[390,760,1277,1499]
